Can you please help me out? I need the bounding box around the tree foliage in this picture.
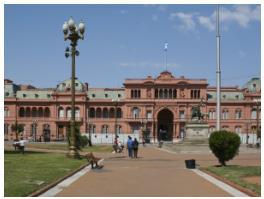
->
[11,123,24,140]
[209,130,241,166]
[66,125,88,150]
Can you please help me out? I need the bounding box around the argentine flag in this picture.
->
[164,42,168,51]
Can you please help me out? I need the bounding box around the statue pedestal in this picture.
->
[185,121,209,140]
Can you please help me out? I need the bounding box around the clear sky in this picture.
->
[4,4,260,89]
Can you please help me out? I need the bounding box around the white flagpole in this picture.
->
[216,5,221,131]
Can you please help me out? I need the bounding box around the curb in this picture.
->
[28,162,90,197]
[199,168,259,197]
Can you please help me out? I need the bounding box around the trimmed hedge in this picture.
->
[209,130,241,166]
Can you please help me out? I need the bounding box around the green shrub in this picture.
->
[79,135,89,148]
[209,130,241,166]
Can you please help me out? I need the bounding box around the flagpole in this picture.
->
[216,5,221,131]
[165,47,167,71]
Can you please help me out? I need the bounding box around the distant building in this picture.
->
[4,71,261,144]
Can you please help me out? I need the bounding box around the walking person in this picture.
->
[113,136,118,153]
[126,136,133,158]
[19,137,26,154]
[133,138,139,158]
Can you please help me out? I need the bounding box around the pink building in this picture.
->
[4,71,261,144]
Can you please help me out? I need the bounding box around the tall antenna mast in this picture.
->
[216,5,221,130]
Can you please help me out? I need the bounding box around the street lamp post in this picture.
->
[88,119,92,146]
[33,120,38,142]
[112,98,120,137]
[63,17,85,158]
[141,118,147,143]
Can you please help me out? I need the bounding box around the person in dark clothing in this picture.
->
[127,136,133,158]
[132,138,139,158]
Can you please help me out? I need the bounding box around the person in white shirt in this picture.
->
[19,138,27,154]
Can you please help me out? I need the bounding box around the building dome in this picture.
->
[242,77,260,93]
[56,78,84,92]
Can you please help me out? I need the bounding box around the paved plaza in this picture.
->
[54,145,260,197]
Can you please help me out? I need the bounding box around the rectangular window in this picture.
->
[147,111,152,119]
[235,111,242,119]
[179,111,185,119]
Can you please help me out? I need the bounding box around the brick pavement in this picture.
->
[55,145,260,197]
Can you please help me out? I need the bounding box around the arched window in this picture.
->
[132,107,140,119]
[159,89,163,99]
[209,109,216,119]
[222,109,229,120]
[134,90,138,98]
[169,89,172,99]
[96,108,102,118]
[103,108,109,118]
[66,107,71,118]
[109,108,115,118]
[4,107,9,117]
[155,89,158,98]
[38,107,43,117]
[32,107,37,117]
[101,125,108,134]
[116,125,122,134]
[44,107,50,117]
[164,89,168,99]
[90,124,96,134]
[19,107,25,117]
[116,108,122,118]
[89,108,95,118]
[58,107,64,118]
[75,107,80,118]
[173,89,177,99]
[251,108,257,119]
[26,107,30,117]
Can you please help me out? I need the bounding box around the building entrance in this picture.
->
[43,124,51,142]
[157,109,174,141]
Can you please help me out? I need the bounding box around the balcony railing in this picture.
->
[56,117,83,122]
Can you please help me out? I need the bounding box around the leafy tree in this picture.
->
[11,123,24,140]
[209,130,241,166]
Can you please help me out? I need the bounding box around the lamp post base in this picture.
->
[67,146,80,159]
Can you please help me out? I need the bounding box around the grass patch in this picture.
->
[82,145,113,153]
[5,143,113,153]
[4,150,87,197]
[27,143,68,150]
[204,165,261,196]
